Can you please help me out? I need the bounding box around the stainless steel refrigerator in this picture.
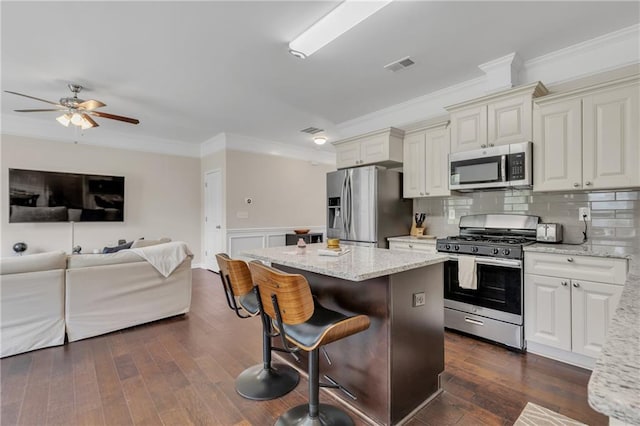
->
[327,166,412,248]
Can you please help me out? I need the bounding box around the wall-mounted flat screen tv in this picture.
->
[9,168,125,223]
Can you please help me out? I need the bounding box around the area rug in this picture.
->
[513,402,586,426]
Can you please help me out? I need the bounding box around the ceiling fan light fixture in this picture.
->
[288,0,393,58]
[313,135,327,145]
[70,112,84,126]
[56,113,71,127]
[80,117,94,130]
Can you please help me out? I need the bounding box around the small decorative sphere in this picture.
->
[13,242,27,255]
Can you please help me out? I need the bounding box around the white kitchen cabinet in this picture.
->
[533,76,640,191]
[524,252,627,366]
[402,122,450,198]
[388,240,437,254]
[447,82,547,153]
[333,127,404,169]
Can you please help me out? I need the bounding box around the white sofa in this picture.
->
[65,241,193,342]
[1,251,67,358]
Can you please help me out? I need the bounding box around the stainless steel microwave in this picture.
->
[449,141,532,191]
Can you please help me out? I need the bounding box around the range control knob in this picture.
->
[502,248,511,256]
[454,245,460,251]
[445,244,451,250]
[492,248,499,255]
[471,246,479,253]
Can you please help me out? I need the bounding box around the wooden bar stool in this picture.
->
[248,260,371,426]
[215,254,299,400]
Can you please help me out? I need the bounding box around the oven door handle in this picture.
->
[448,255,521,268]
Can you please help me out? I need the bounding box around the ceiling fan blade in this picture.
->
[89,111,139,125]
[14,108,66,112]
[81,114,99,128]
[4,90,62,106]
[78,99,106,110]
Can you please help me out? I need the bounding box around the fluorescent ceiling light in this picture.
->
[289,0,393,58]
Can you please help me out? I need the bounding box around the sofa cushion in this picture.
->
[130,237,171,249]
[102,241,133,253]
[1,251,67,275]
[67,251,144,269]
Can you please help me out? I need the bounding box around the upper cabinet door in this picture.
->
[488,95,532,146]
[402,131,426,198]
[360,133,390,165]
[425,126,451,197]
[450,106,487,153]
[582,84,640,189]
[335,140,361,169]
[533,98,583,192]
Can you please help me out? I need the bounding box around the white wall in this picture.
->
[1,135,202,261]
[225,149,333,229]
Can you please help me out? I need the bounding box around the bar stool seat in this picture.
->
[215,254,299,401]
[248,260,370,426]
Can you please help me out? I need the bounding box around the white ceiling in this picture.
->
[2,1,639,152]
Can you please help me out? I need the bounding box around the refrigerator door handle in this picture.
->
[340,174,348,235]
[347,171,353,238]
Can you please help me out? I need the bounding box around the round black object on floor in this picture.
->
[235,363,299,401]
[276,403,354,426]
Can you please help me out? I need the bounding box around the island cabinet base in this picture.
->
[274,263,444,426]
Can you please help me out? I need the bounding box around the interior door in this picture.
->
[204,169,223,271]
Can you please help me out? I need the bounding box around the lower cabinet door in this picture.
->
[571,279,623,358]
[525,273,571,351]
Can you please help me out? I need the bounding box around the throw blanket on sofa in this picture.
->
[130,241,193,277]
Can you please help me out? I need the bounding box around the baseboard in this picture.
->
[526,341,596,370]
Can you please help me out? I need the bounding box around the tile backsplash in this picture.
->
[414,189,640,256]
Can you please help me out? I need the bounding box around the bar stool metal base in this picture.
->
[275,403,354,426]
[235,363,299,401]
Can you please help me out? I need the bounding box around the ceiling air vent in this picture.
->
[384,56,415,72]
[300,127,324,135]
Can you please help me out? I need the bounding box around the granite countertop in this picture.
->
[524,242,633,260]
[588,270,640,424]
[242,243,448,282]
[387,235,438,244]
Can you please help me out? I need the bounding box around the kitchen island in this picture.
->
[242,244,448,426]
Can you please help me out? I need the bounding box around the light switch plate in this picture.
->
[448,209,455,220]
[413,292,425,307]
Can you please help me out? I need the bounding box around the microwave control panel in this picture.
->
[508,153,526,180]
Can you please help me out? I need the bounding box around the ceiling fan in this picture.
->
[4,84,139,129]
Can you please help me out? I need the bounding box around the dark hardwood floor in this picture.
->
[1,268,606,425]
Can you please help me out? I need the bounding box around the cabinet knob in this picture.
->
[408,244,413,248]
[567,257,574,262]
[489,143,494,147]
[573,183,580,187]
[425,192,430,195]
[420,192,424,196]
[573,282,580,288]
[481,144,487,148]
[585,181,592,186]
[561,281,568,286]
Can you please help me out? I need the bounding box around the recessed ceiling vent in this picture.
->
[300,127,324,135]
[384,56,415,72]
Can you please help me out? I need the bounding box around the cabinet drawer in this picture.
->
[525,252,627,285]
[389,241,436,254]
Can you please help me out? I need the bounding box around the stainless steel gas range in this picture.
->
[436,214,540,351]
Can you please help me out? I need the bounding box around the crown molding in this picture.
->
[200,132,227,157]
[225,133,336,165]
[521,23,640,86]
[478,52,524,92]
[1,113,201,158]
